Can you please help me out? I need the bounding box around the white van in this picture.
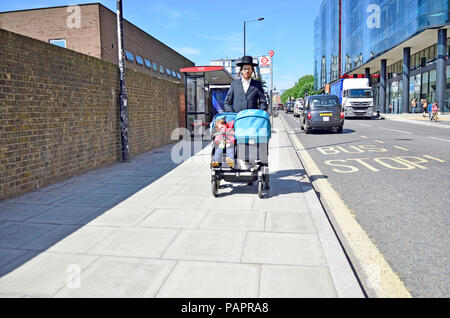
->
[294,99,303,117]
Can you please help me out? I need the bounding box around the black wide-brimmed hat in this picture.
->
[236,55,258,67]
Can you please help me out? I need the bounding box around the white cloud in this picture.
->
[178,47,201,55]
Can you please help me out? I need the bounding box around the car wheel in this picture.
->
[336,126,343,134]
[305,124,311,134]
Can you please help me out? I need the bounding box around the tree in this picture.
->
[281,75,319,104]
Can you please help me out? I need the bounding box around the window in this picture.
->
[153,62,158,71]
[144,59,152,68]
[49,39,66,48]
[159,65,164,74]
[125,50,135,62]
[166,68,172,75]
[177,73,181,79]
[136,55,144,65]
[172,70,176,77]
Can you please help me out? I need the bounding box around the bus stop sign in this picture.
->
[268,50,274,57]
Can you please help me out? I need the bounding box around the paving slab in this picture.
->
[88,227,178,258]
[0,248,29,269]
[86,207,153,227]
[260,265,337,298]
[7,191,74,206]
[198,196,255,211]
[0,203,54,222]
[146,195,205,210]
[26,206,104,225]
[242,232,327,266]
[252,197,309,213]
[52,193,123,208]
[0,252,99,297]
[199,211,265,232]
[265,212,317,233]
[54,257,176,298]
[0,222,57,249]
[156,261,260,298]
[137,209,207,229]
[162,230,246,263]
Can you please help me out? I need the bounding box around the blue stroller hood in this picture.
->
[209,112,237,134]
[234,109,271,144]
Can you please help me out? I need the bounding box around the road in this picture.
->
[281,112,450,298]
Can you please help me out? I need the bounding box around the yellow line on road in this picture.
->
[423,155,446,163]
[281,116,412,298]
[393,146,409,151]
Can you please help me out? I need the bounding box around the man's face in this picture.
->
[241,65,253,80]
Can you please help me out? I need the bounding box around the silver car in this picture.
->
[300,95,344,134]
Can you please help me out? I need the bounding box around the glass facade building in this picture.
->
[314,0,340,90]
[314,0,450,113]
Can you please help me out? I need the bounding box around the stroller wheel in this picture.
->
[258,180,263,199]
[211,180,219,197]
[264,174,270,190]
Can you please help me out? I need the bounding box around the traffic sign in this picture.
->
[260,56,270,66]
[268,50,274,57]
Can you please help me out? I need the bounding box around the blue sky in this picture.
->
[0,0,322,91]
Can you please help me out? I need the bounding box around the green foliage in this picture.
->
[281,75,320,104]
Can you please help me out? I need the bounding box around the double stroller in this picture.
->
[209,109,271,198]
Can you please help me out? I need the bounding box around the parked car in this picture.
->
[300,95,344,134]
[276,103,284,110]
[284,102,295,113]
[294,100,303,117]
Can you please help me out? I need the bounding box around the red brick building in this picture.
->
[0,3,194,81]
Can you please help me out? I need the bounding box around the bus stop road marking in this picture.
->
[281,115,412,298]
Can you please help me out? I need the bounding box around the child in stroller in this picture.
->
[210,110,271,198]
[211,118,235,168]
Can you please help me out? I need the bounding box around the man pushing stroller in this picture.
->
[224,55,268,113]
[211,55,268,170]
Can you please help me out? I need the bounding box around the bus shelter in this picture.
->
[180,66,234,136]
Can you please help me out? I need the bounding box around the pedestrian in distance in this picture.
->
[224,55,268,114]
[389,104,393,114]
[427,101,433,120]
[431,102,439,121]
[421,99,428,117]
[411,98,416,114]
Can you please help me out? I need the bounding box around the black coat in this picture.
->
[224,79,268,113]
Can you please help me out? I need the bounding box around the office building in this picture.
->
[314,0,449,113]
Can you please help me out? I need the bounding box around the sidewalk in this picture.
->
[0,116,363,298]
[383,113,450,122]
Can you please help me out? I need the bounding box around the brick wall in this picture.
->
[0,4,194,82]
[0,5,102,58]
[0,29,183,200]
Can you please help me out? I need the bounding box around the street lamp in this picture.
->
[244,17,264,56]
